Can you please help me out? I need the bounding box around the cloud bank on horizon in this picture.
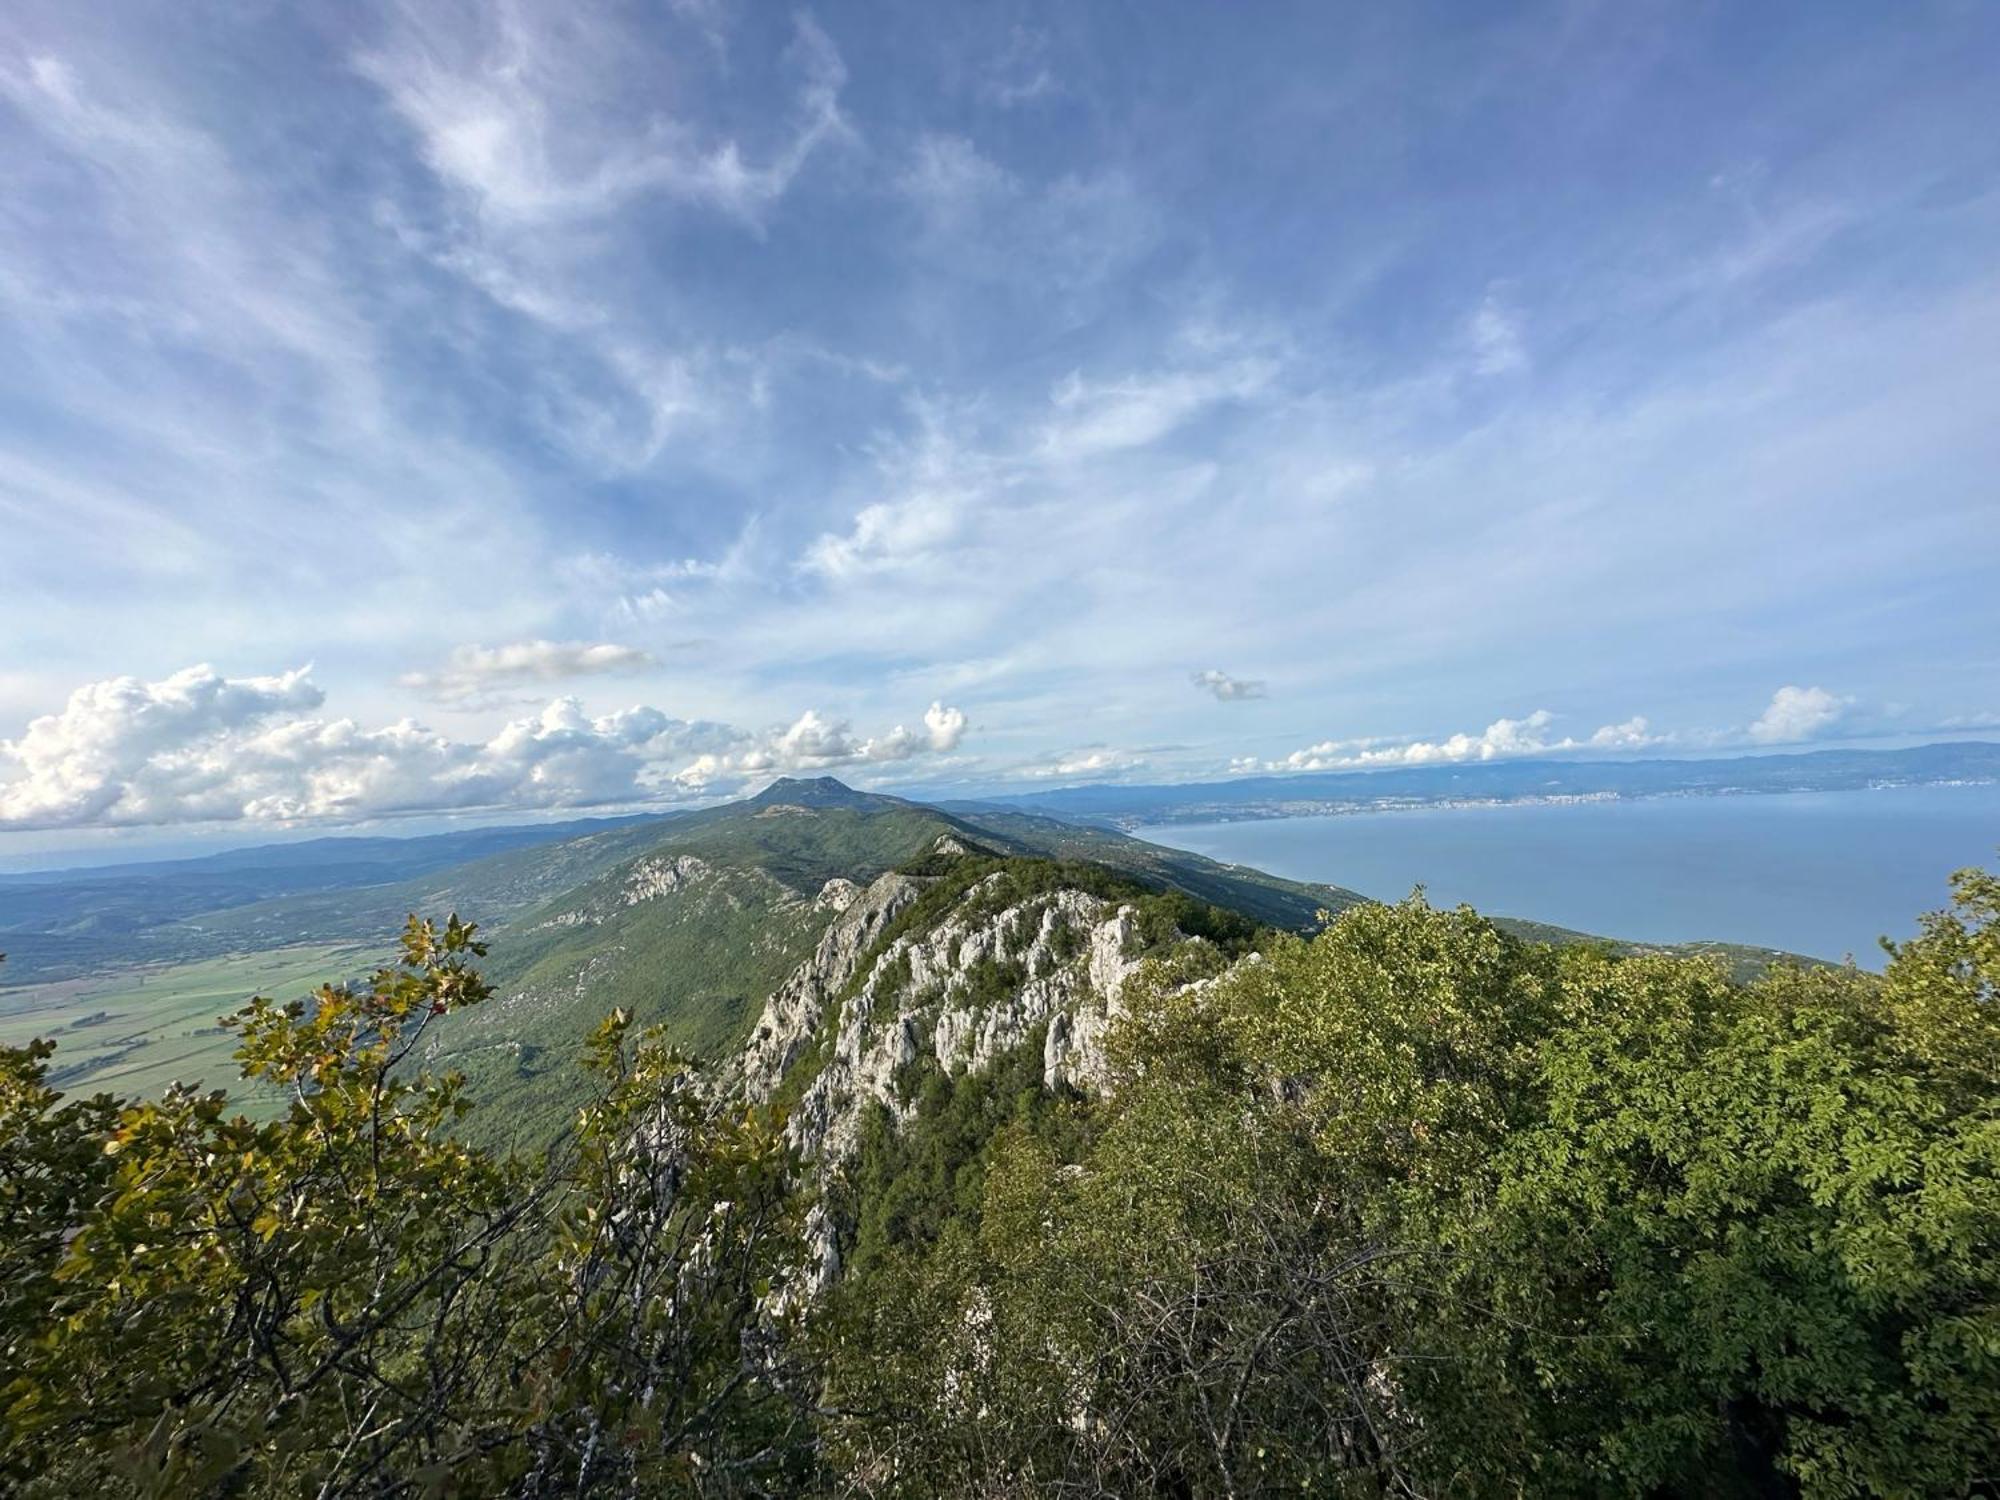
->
[1,1,1996,840]
[0,664,967,832]
[0,664,1902,835]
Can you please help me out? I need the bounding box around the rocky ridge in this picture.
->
[736,838,1249,1293]
[525,853,794,933]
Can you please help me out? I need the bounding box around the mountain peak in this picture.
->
[748,775,876,808]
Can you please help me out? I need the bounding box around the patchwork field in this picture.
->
[0,943,379,1103]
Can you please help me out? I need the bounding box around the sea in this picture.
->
[1141,782,2000,967]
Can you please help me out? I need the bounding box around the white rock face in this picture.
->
[813,877,862,914]
[621,854,713,906]
[770,887,1150,1171]
[1055,905,1145,1090]
[800,1201,841,1300]
[740,871,928,1103]
[534,852,790,931]
[738,864,1256,1300]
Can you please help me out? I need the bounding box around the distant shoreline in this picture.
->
[957,744,2000,833]
[1138,779,2000,968]
[1120,775,2000,833]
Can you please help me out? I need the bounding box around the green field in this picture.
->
[0,943,378,1103]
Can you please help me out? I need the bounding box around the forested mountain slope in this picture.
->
[0,814,681,983]
[7,836,1993,1495]
[3,779,1808,1123]
[407,780,1353,1145]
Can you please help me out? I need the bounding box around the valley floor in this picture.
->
[0,942,374,1103]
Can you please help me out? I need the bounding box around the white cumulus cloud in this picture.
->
[1587,715,1659,749]
[0,665,967,830]
[1748,684,1851,744]
[672,700,967,787]
[1261,708,1669,772]
[1017,746,1145,781]
[0,665,323,828]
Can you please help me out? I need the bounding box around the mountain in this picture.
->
[954,740,2000,828]
[0,814,670,887]
[1,778,1806,1127]
[402,780,1375,1143]
[0,779,1366,987]
[950,806,1359,930]
[413,783,994,1140]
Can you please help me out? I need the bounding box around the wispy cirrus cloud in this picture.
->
[355,6,851,228]
[799,490,962,580]
[1467,293,1528,376]
[1039,359,1275,463]
[353,4,856,473]
[892,130,1156,301]
[799,328,1283,589]
[979,25,1060,108]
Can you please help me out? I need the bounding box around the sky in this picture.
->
[2,0,1997,857]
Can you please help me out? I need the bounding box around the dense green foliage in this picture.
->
[2,859,1995,1496]
[0,919,806,1496]
[832,1020,1095,1282]
[823,868,2000,1497]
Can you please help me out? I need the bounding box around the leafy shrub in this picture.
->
[0,918,810,1496]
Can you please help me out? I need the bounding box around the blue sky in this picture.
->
[1,0,1997,852]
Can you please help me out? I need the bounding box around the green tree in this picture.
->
[824,951,1424,1497]
[0,917,808,1496]
[0,1031,123,1452]
[1462,871,2000,1495]
[520,1008,812,1493]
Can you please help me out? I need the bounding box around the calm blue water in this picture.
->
[1143,784,2000,966]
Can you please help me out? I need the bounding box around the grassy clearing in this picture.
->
[0,943,377,1102]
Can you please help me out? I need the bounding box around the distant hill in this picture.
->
[950,740,2000,828]
[0,814,669,887]
[0,812,679,982]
